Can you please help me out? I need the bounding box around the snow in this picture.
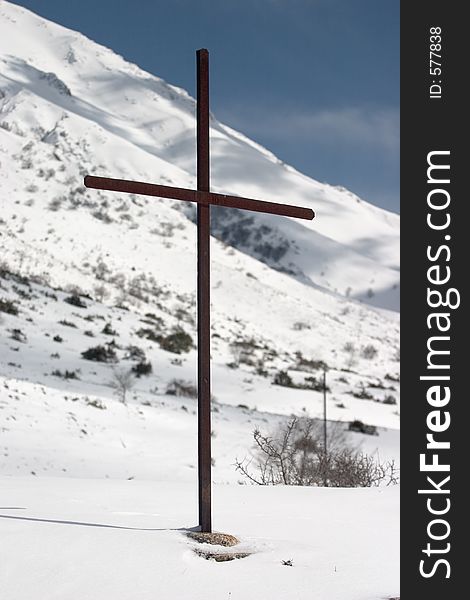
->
[0,478,399,600]
[0,273,400,597]
[0,2,399,597]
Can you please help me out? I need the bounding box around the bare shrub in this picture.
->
[343,342,357,369]
[10,328,27,343]
[51,369,80,380]
[273,370,294,387]
[0,260,11,278]
[0,298,18,315]
[348,420,378,435]
[361,344,378,359]
[124,345,146,361]
[159,329,193,354]
[235,417,398,488]
[132,360,152,377]
[81,344,117,362]
[294,352,328,372]
[292,321,311,331]
[48,197,63,211]
[229,338,261,367]
[102,322,117,336]
[94,260,110,281]
[109,368,135,403]
[64,294,87,308]
[166,379,197,398]
[93,284,110,303]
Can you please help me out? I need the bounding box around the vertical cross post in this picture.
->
[196,48,212,533]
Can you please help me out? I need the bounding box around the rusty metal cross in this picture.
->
[84,49,314,533]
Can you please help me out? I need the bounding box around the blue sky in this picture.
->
[14,0,399,213]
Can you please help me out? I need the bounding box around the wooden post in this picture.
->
[196,48,212,533]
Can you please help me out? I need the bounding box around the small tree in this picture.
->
[110,368,135,403]
[343,342,357,369]
[229,341,244,366]
[93,284,110,303]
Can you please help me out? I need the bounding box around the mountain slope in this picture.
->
[0,0,400,440]
[0,0,399,310]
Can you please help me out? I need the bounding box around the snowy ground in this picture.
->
[0,272,400,598]
[0,477,399,600]
[0,328,400,600]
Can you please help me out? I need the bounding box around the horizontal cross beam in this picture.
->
[84,175,315,221]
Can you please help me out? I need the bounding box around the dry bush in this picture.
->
[109,368,135,403]
[235,417,398,488]
[166,379,197,398]
[93,284,110,303]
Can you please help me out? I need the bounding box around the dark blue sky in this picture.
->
[13,0,399,213]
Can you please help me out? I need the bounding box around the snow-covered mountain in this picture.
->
[0,0,399,476]
[0,1,399,309]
